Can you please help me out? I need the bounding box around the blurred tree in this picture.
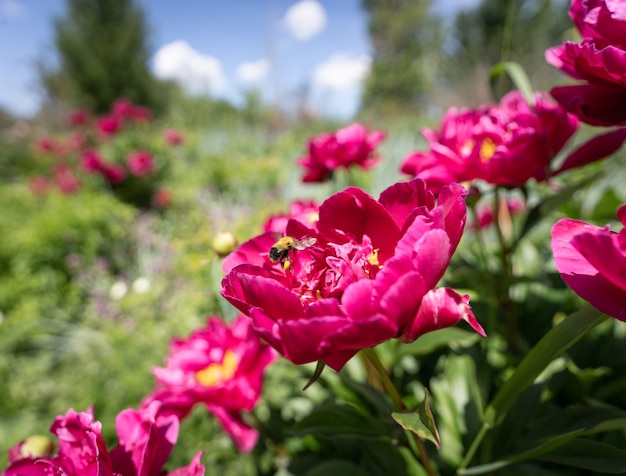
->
[359,0,443,117]
[43,0,161,114]
[442,0,571,104]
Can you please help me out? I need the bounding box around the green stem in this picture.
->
[493,187,517,354]
[362,348,437,476]
[457,423,489,472]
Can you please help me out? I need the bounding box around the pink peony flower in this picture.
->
[163,128,184,146]
[401,90,579,192]
[102,163,127,184]
[35,136,57,155]
[473,197,526,230]
[109,401,179,476]
[81,149,105,173]
[112,98,134,117]
[129,105,152,122]
[264,200,320,234]
[152,188,173,209]
[141,316,276,452]
[546,0,626,126]
[2,405,205,476]
[127,150,155,176]
[551,203,626,321]
[298,123,386,182]
[97,114,122,135]
[222,179,485,372]
[68,108,90,126]
[28,177,49,196]
[53,164,81,195]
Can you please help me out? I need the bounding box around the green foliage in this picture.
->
[49,0,160,113]
[444,0,571,101]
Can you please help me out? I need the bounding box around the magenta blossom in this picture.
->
[97,114,122,135]
[141,316,276,453]
[401,90,580,192]
[127,150,155,176]
[222,179,485,372]
[546,0,626,126]
[551,203,626,321]
[68,108,90,126]
[264,200,320,234]
[298,123,386,182]
[163,129,184,146]
[2,404,204,476]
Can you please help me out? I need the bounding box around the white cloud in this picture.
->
[283,0,327,41]
[0,0,26,18]
[313,53,371,91]
[153,40,226,95]
[236,59,270,83]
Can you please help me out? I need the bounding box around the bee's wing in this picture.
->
[294,237,317,250]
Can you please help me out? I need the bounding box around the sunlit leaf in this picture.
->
[393,389,441,449]
[490,61,534,106]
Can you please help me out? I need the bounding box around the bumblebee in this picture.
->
[269,236,317,269]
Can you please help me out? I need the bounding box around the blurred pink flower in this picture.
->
[59,132,87,156]
[127,150,155,176]
[97,114,122,135]
[28,177,49,196]
[2,405,205,476]
[112,98,134,117]
[222,179,484,372]
[68,108,90,126]
[546,0,626,126]
[81,149,105,173]
[298,123,386,182]
[35,135,57,155]
[130,105,152,122]
[53,164,81,194]
[401,90,579,192]
[264,200,319,233]
[474,197,526,230]
[152,188,173,209]
[163,128,184,146]
[141,316,276,452]
[102,163,127,184]
[551,203,626,321]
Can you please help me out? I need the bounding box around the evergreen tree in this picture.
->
[49,0,159,113]
[359,0,443,116]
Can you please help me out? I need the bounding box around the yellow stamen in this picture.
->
[195,350,239,387]
[479,138,497,163]
[368,249,380,267]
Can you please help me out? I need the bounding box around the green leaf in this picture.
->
[303,360,326,390]
[459,430,585,475]
[301,460,365,476]
[539,439,626,473]
[290,402,391,439]
[489,61,534,106]
[392,389,441,449]
[398,327,481,358]
[517,173,599,241]
[484,307,607,427]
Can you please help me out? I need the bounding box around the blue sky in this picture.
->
[0,0,479,119]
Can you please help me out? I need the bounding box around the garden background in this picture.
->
[2,0,626,475]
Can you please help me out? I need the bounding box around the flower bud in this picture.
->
[8,435,55,463]
[212,232,238,257]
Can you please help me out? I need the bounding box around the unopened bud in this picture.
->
[212,232,238,257]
